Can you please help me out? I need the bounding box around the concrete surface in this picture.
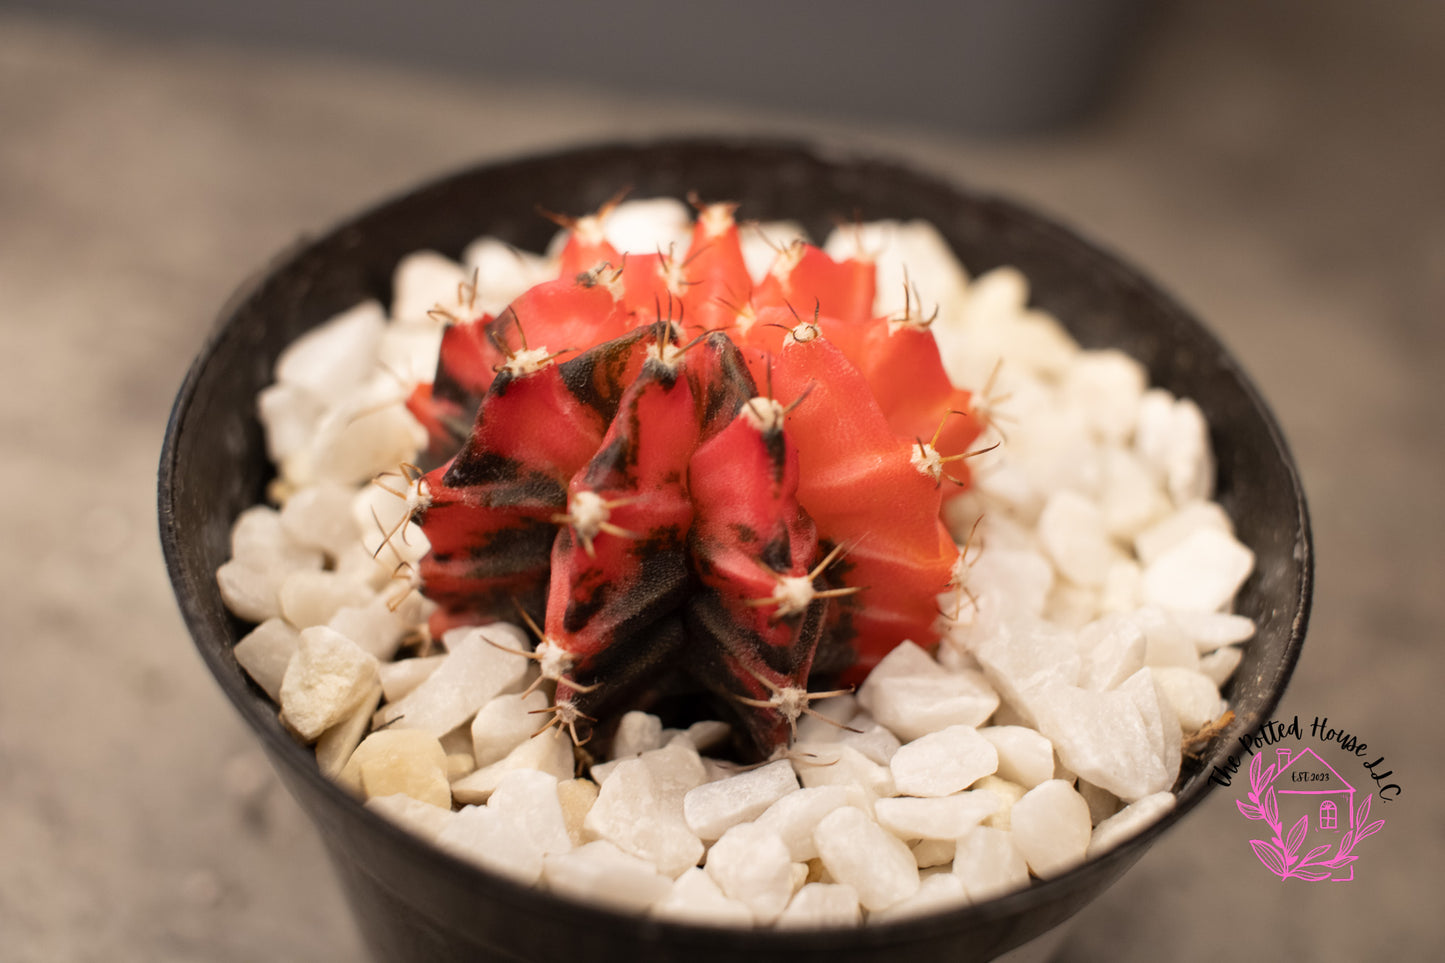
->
[1,3,1441,960]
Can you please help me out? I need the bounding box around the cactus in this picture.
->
[405,199,988,753]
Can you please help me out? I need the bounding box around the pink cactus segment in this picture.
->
[543,349,701,734]
[683,330,763,445]
[757,328,958,680]
[489,270,630,367]
[752,241,877,325]
[417,360,612,636]
[679,201,753,333]
[552,193,626,279]
[686,396,827,750]
[843,316,985,487]
[619,249,689,326]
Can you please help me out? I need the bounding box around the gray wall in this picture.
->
[6,0,1154,132]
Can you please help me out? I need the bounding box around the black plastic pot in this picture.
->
[158,138,1311,963]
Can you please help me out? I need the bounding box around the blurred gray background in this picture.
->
[2,1,1441,960]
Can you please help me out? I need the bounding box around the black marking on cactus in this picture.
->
[581,435,633,486]
[557,327,648,423]
[460,520,558,576]
[562,578,609,634]
[443,449,518,488]
[761,427,787,487]
[442,453,569,508]
[693,332,757,439]
[488,368,521,396]
[729,522,758,545]
[758,533,794,573]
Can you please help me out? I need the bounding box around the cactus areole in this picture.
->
[407,198,987,754]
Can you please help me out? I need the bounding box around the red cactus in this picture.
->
[409,197,983,753]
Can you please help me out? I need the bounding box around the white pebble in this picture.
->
[611,711,664,759]
[683,719,732,752]
[975,775,1027,830]
[373,624,531,737]
[755,786,855,862]
[911,837,957,869]
[216,560,283,623]
[366,793,455,843]
[874,790,999,840]
[967,618,1080,725]
[233,618,299,701]
[1098,559,1143,614]
[275,301,385,404]
[1198,645,1244,687]
[1077,779,1122,826]
[813,807,919,912]
[377,318,445,388]
[471,690,550,767]
[390,252,469,323]
[1086,792,1176,856]
[651,868,754,926]
[1142,528,1255,613]
[794,744,896,801]
[1038,491,1118,589]
[279,482,361,558]
[258,382,324,464]
[486,769,573,859]
[1029,671,1179,802]
[1165,399,1214,504]
[705,823,796,924]
[837,718,903,765]
[683,759,799,841]
[315,685,382,779]
[1170,611,1256,652]
[1132,388,1176,476]
[953,827,1029,901]
[378,655,445,704]
[307,394,427,487]
[776,883,862,929]
[860,639,944,683]
[965,547,1054,622]
[229,505,322,577]
[1059,349,1146,445]
[890,726,998,797]
[868,872,969,922]
[979,726,1055,788]
[1076,614,1147,691]
[1133,501,1233,566]
[1044,579,1099,629]
[584,753,704,878]
[451,729,574,804]
[278,569,373,629]
[326,594,418,661]
[461,238,552,315]
[557,778,598,847]
[1010,780,1092,878]
[1099,448,1170,540]
[278,626,380,741]
[1152,667,1227,732]
[338,729,449,808]
[438,804,544,884]
[1125,605,1199,670]
[858,671,1000,743]
[542,841,672,913]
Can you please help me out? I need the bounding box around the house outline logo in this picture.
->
[1236,743,1385,881]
